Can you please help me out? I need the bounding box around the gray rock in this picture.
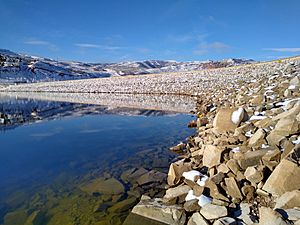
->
[290,76,300,86]
[263,159,300,196]
[225,177,243,200]
[244,166,263,184]
[131,198,186,225]
[167,160,192,186]
[235,203,256,224]
[187,212,209,225]
[200,203,227,220]
[213,217,237,225]
[203,145,224,168]
[237,150,268,170]
[258,207,289,225]
[274,190,300,209]
[122,167,148,183]
[248,128,266,147]
[283,208,300,221]
[184,199,201,212]
[163,185,191,203]
[123,213,169,225]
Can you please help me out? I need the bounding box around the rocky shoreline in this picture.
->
[123,58,300,225]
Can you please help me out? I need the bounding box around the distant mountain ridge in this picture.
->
[0,49,255,83]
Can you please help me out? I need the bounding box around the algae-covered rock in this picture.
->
[108,197,138,213]
[4,209,28,225]
[24,210,44,225]
[80,177,125,195]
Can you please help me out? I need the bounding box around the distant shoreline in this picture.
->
[1,56,300,96]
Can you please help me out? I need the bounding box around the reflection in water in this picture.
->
[0,92,197,114]
[0,94,195,225]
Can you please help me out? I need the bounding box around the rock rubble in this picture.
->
[128,57,300,224]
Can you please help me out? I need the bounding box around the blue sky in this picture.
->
[1,0,300,62]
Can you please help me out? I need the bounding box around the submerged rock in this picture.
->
[80,177,125,195]
[108,197,138,213]
[136,170,166,186]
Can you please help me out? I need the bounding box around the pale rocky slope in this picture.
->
[0,49,254,83]
[1,57,299,97]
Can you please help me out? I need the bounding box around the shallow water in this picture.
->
[0,95,195,225]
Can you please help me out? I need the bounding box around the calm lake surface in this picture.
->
[0,94,195,225]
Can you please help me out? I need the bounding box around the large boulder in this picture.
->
[213,108,239,132]
[263,159,300,196]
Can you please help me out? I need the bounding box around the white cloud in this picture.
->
[194,42,230,55]
[24,39,58,51]
[75,43,101,48]
[75,43,123,51]
[263,48,300,52]
[24,40,50,45]
[169,33,208,43]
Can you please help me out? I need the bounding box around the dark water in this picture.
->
[0,96,194,225]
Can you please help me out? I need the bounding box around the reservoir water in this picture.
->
[0,93,196,225]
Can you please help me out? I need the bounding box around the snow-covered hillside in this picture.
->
[0,49,255,83]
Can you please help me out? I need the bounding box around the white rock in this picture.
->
[231,108,245,124]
